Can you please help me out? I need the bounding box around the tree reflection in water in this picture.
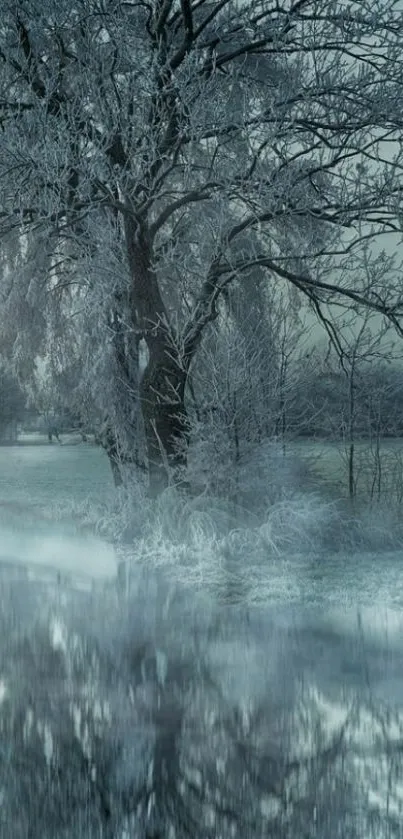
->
[0,568,402,838]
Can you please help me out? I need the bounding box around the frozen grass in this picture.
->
[47,482,332,593]
[38,441,403,608]
[8,435,400,612]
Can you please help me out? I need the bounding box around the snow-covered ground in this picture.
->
[0,521,116,581]
[0,435,116,583]
[1,435,403,608]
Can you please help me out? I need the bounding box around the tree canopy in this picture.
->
[1,0,403,490]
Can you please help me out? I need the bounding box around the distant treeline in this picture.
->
[4,361,403,447]
[287,365,403,440]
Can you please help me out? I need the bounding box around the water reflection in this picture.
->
[0,566,402,838]
[1,440,403,835]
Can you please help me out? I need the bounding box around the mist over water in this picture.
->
[1,438,403,836]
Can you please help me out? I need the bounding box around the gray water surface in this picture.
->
[0,439,402,835]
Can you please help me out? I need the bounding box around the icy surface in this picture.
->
[0,437,116,581]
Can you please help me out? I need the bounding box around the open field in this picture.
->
[3,431,403,506]
[290,438,403,503]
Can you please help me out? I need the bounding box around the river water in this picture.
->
[0,437,402,835]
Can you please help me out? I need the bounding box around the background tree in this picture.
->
[0,361,26,442]
[187,280,315,502]
[1,0,403,493]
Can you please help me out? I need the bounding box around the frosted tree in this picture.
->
[186,278,314,504]
[1,0,403,493]
[0,361,26,440]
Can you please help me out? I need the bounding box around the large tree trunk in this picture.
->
[105,435,124,487]
[124,215,190,496]
[140,341,189,496]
